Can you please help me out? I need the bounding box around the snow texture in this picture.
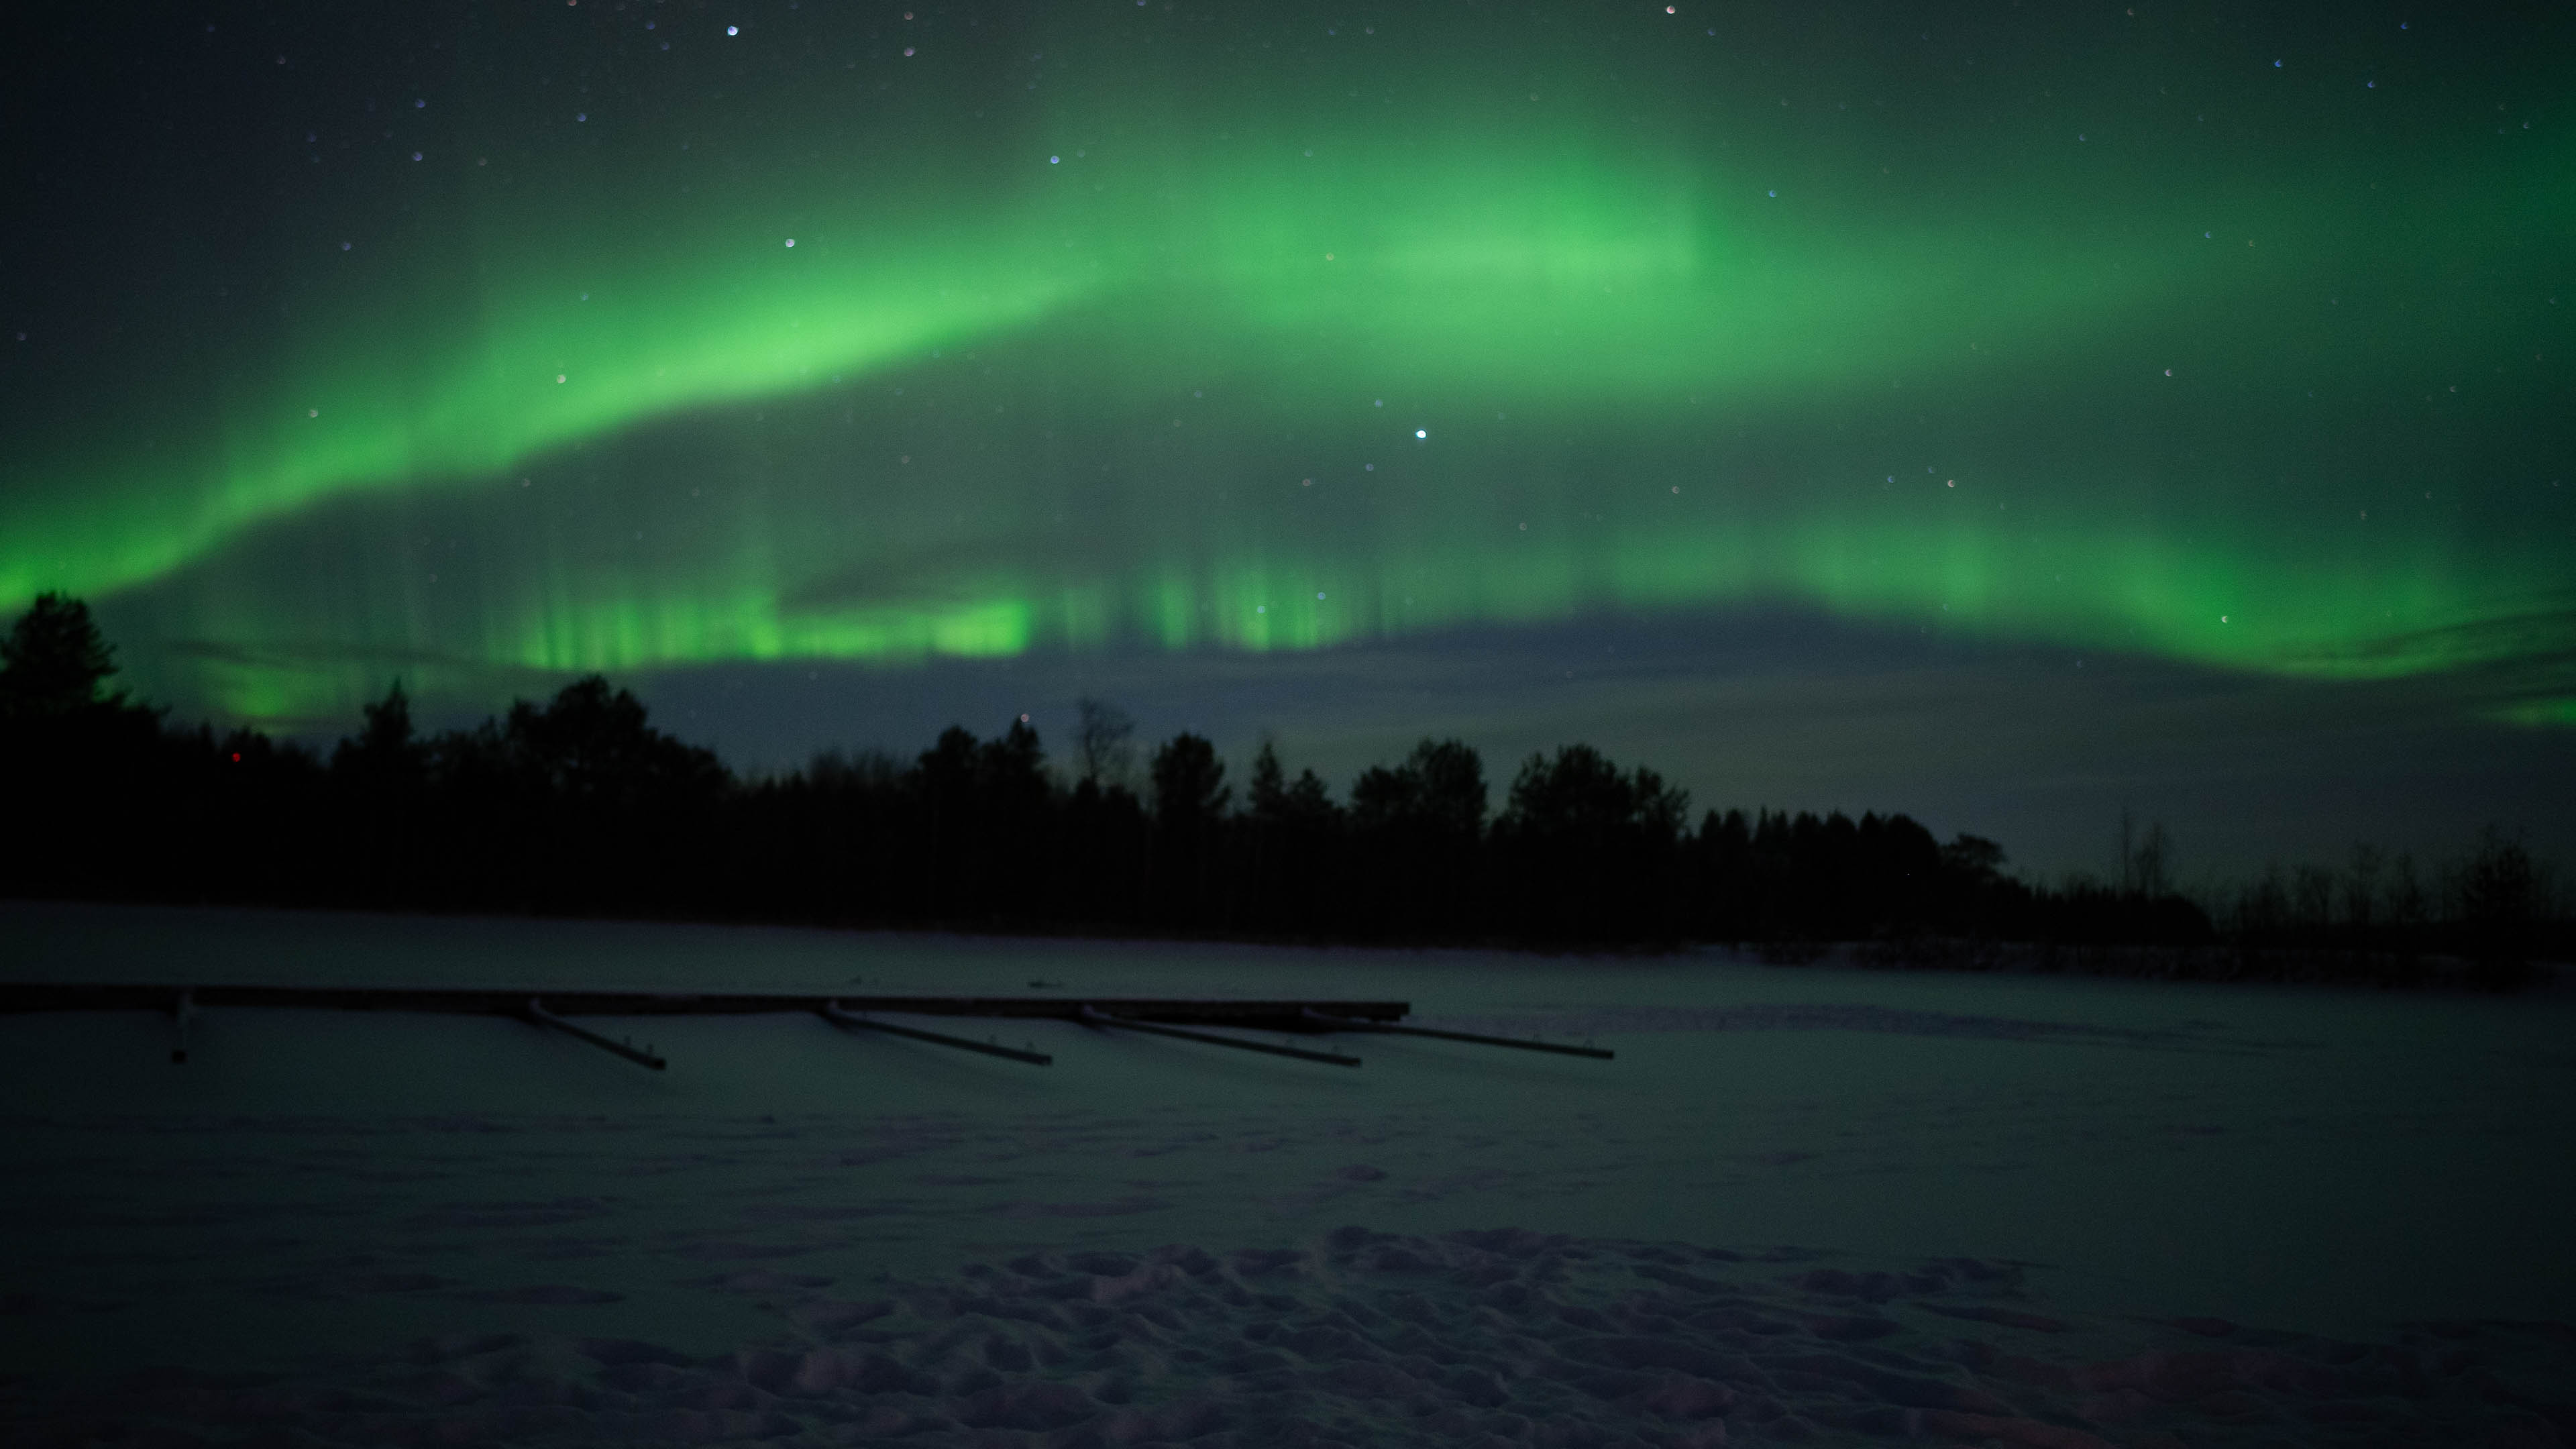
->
[3,902,2573,1445]
[10,1225,2574,1446]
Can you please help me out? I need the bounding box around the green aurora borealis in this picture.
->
[4,1,2571,731]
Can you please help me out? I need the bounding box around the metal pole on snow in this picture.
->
[820,1002,1053,1065]
[525,997,668,1070]
[1079,1005,1362,1067]
[1299,1008,1614,1059]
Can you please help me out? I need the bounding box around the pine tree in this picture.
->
[0,593,121,718]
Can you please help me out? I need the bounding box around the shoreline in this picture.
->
[7,895,2564,998]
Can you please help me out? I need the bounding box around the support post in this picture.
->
[820,1003,1051,1065]
[525,998,667,1070]
[1301,1008,1613,1059]
[1080,1006,1360,1067]
[170,988,194,1065]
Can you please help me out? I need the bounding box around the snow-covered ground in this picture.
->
[4,902,2571,1445]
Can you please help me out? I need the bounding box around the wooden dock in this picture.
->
[0,983,1609,1069]
[0,982,1402,1027]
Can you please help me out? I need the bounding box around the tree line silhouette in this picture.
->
[3,593,2560,983]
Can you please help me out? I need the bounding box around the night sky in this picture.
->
[5,1,2569,875]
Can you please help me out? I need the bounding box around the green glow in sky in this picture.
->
[4,3,2569,729]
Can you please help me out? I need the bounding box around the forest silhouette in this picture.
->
[2,594,2559,985]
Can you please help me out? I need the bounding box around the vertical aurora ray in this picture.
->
[3,1,2569,727]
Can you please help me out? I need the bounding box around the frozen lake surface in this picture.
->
[4,902,2571,1445]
